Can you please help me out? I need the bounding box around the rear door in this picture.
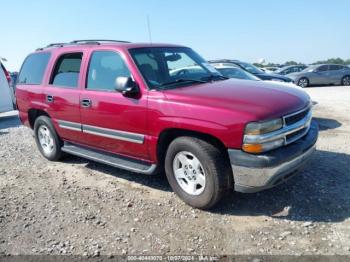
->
[79,50,149,160]
[0,63,13,113]
[42,52,85,143]
[328,65,344,84]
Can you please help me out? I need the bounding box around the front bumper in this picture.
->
[228,120,318,193]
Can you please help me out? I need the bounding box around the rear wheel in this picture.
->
[297,77,309,88]
[34,116,63,161]
[165,136,232,209]
[342,75,350,86]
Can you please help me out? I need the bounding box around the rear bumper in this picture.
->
[228,120,318,193]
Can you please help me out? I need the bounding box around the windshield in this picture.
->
[236,61,264,74]
[129,47,223,89]
[215,66,260,81]
[275,66,289,73]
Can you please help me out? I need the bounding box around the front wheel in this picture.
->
[164,136,232,209]
[297,77,309,88]
[34,116,63,161]
[342,76,350,86]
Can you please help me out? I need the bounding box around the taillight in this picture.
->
[4,70,11,83]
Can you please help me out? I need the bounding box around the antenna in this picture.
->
[147,15,152,44]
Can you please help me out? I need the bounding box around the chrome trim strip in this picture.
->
[57,120,82,132]
[57,120,145,144]
[284,104,311,119]
[244,110,312,144]
[83,124,145,144]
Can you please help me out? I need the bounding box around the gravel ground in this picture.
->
[0,86,349,257]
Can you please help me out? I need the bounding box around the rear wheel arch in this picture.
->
[28,109,51,129]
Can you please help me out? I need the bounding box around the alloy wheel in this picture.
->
[38,125,55,155]
[172,151,206,195]
[343,76,350,86]
[298,78,308,88]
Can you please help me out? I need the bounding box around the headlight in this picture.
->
[244,118,283,135]
[243,118,284,153]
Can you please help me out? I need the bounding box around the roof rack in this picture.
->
[36,39,131,51]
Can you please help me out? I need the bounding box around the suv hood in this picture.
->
[162,79,310,120]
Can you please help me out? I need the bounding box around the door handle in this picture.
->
[46,95,54,103]
[81,99,92,108]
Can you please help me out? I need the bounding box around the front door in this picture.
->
[79,50,149,160]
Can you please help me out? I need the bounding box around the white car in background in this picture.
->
[0,62,15,113]
[211,63,302,89]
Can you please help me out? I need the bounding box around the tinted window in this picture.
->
[329,65,342,71]
[18,53,51,85]
[317,65,329,72]
[50,53,82,88]
[87,51,131,91]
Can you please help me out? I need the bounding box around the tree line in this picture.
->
[254,58,350,68]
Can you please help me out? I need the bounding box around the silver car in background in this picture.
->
[288,64,350,88]
[0,62,15,113]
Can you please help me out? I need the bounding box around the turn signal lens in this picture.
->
[243,138,285,154]
[242,143,263,153]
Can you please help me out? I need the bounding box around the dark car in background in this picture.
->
[288,64,350,88]
[275,65,307,75]
[9,72,18,90]
[209,59,293,83]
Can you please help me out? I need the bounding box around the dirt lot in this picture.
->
[0,86,349,257]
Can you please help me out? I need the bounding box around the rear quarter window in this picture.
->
[18,53,51,85]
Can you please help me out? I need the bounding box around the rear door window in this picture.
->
[329,65,341,71]
[50,53,82,88]
[18,53,51,85]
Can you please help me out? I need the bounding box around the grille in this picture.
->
[286,127,308,143]
[284,107,310,126]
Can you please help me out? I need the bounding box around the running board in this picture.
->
[62,143,157,175]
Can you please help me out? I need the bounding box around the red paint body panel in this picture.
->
[16,43,311,165]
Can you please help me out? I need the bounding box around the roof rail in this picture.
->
[70,39,131,44]
[36,39,131,51]
[46,43,67,48]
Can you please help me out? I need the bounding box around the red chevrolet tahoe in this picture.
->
[16,40,318,209]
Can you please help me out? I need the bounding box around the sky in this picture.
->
[1,0,349,71]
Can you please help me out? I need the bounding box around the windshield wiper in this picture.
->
[202,74,229,82]
[157,78,207,89]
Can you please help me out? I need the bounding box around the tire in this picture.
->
[342,75,350,86]
[34,116,63,161]
[297,77,309,88]
[164,136,232,209]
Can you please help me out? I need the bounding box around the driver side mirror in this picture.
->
[115,76,139,97]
